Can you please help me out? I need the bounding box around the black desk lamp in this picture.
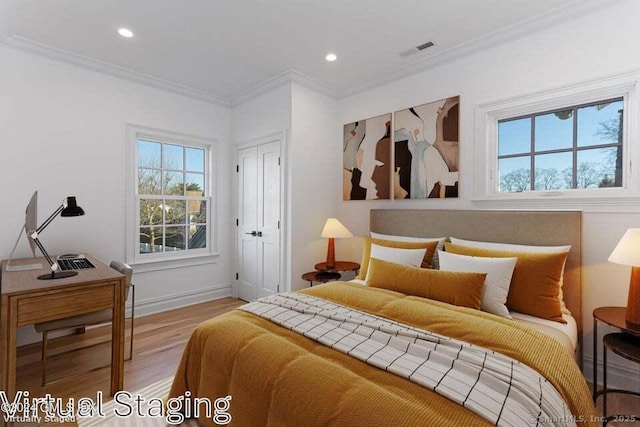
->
[29,196,85,280]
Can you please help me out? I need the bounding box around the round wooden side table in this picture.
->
[593,307,640,400]
[314,261,360,274]
[302,271,342,286]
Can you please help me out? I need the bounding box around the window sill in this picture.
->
[472,195,640,213]
[129,252,220,273]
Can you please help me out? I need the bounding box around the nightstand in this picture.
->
[302,271,342,286]
[314,261,360,274]
[601,333,640,424]
[593,307,640,424]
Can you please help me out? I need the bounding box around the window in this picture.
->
[498,98,623,192]
[473,72,639,206]
[127,125,216,268]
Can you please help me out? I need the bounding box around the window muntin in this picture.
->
[497,98,624,193]
[137,139,209,256]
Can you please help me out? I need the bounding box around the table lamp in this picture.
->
[321,218,353,270]
[30,196,85,280]
[608,228,640,325]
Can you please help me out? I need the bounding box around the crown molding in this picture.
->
[2,36,232,107]
[289,69,339,100]
[2,0,626,106]
[340,0,627,98]
[3,33,337,109]
[230,69,292,107]
[231,68,338,107]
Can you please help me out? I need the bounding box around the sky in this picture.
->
[138,140,206,194]
[498,99,623,189]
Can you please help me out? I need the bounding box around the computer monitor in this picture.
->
[5,191,43,271]
[25,191,38,257]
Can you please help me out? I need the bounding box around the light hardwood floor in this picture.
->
[14,297,244,426]
[13,297,639,426]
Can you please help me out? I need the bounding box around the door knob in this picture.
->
[256,231,263,237]
[245,231,257,236]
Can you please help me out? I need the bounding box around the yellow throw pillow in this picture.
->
[444,243,568,323]
[357,237,439,280]
[366,258,486,310]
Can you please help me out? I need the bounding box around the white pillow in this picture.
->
[365,244,427,285]
[449,237,572,315]
[438,250,517,318]
[449,237,570,254]
[370,232,446,268]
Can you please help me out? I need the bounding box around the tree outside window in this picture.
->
[137,140,208,254]
[498,98,623,193]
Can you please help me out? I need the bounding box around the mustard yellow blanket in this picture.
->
[170,282,596,426]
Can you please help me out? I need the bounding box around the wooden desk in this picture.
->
[1,256,126,399]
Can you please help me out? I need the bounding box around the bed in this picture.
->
[169,209,595,426]
[368,209,584,363]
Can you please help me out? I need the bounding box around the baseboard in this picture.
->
[583,355,640,392]
[133,283,233,317]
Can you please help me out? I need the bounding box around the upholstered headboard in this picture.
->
[370,209,583,337]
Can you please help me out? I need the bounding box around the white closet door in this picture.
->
[236,139,281,301]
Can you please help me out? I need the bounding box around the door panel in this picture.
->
[236,139,281,301]
[260,240,280,295]
[261,143,280,227]
[239,238,257,299]
[237,147,258,302]
[241,155,258,231]
[257,141,280,297]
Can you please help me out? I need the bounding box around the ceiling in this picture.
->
[1,0,617,104]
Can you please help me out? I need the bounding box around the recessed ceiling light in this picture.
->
[118,28,134,38]
[325,53,337,62]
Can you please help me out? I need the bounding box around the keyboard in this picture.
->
[57,257,96,271]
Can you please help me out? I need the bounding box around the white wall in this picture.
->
[232,85,291,144]
[337,0,640,389]
[0,46,233,345]
[231,84,292,290]
[231,83,340,292]
[4,0,637,388]
[290,83,340,290]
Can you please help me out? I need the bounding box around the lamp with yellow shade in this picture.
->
[321,218,353,270]
[608,228,640,325]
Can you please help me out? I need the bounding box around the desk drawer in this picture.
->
[17,283,117,326]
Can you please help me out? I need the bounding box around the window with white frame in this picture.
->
[498,98,623,192]
[474,73,638,203]
[127,125,215,266]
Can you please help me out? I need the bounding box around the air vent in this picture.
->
[399,41,434,57]
[416,41,434,51]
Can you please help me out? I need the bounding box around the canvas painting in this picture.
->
[343,113,392,200]
[394,96,460,199]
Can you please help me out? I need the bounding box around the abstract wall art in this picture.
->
[343,113,392,200]
[394,96,460,199]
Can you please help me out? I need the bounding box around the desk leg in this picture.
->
[593,317,598,401]
[110,279,125,396]
[1,295,18,402]
[0,295,9,396]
